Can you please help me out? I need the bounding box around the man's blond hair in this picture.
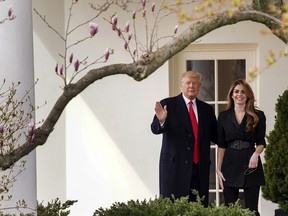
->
[180,71,202,83]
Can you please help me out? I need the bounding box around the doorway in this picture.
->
[169,43,258,206]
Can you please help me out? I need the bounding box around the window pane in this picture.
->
[218,104,228,113]
[209,192,216,205]
[186,60,215,101]
[218,60,245,101]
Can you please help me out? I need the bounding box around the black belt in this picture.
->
[228,140,251,149]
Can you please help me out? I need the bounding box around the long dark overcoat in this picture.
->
[151,94,217,206]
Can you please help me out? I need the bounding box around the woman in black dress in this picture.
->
[217,79,266,216]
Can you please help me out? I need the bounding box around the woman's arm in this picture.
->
[249,110,266,168]
[217,147,226,190]
[249,144,264,168]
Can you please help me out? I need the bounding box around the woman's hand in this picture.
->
[217,170,226,190]
[249,152,259,168]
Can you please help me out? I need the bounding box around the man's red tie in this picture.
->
[189,101,199,164]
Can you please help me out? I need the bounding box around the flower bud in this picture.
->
[174,25,179,34]
[55,63,58,74]
[69,53,73,64]
[128,33,132,41]
[89,22,99,36]
[151,3,155,12]
[0,125,3,133]
[8,6,13,18]
[60,65,64,76]
[125,21,130,33]
[132,11,136,19]
[74,59,80,72]
[104,48,110,61]
[142,0,146,8]
[117,26,121,37]
[112,15,118,26]
[124,41,128,50]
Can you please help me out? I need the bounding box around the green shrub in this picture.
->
[262,88,288,212]
[93,196,255,216]
[37,198,77,216]
[0,198,76,216]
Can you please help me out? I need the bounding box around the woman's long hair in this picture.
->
[227,79,259,131]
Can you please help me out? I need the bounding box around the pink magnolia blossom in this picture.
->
[104,48,110,61]
[27,120,35,136]
[112,15,118,26]
[0,125,3,133]
[141,0,146,7]
[89,22,99,36]
[74,59,80,71]
[112,15,118,31]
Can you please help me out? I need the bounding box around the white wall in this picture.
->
[33,0,67,204]
[33,1,287,216]
[63,2,171,215]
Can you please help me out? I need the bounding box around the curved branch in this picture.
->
[0,63,137,170]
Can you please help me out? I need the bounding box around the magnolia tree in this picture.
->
[0,0,288,171]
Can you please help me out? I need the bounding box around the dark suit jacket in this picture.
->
[151,93,217,206]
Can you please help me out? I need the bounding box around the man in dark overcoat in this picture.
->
[151,71,217,207]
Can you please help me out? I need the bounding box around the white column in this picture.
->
[0,0,36,214]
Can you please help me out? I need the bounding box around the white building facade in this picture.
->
[9,0,286,215]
